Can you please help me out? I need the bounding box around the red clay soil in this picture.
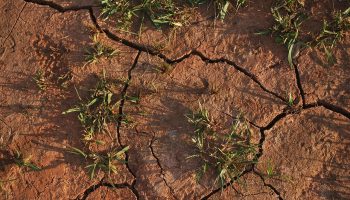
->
[0,0,349,200]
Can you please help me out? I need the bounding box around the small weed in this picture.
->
[187,103,257,187]
[214,0,231,20]
[187,0,207,6]
[63,76,119,141]
[33,70,47,90]
[288,92,294,106]
[85,35,118,66]
[100,0,192,29]
[315,7,350,65]
[141,0,191,28]
[100,0,139,30]
[13,150,41,171]
[125,94,140,104]
[189,0,247,19]
[266,160,276,178]
[68,146,129,179]
[257,0,307,68]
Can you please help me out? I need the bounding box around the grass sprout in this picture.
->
[266,160,276,178]
[100,0,139,30]
[63,76,119,141]
[189,0,247,19]
[257,0,307,68]
[187,103,257,187]
[141,0,191,28]
[68,146,129,179]
[288,92,294,106]
[33,70,47,91]
[100,0,248,30]
[214,0,231,20]
[315,7,350,65]
[85,35,118,66]
[13,150,41,171]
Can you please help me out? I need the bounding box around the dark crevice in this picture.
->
[24,0,100,12]
[181,50,287,103]
[254,129,267,163]
[261,112,288,131]
[311,100,350,120]
[114,51,142,200]
[116,51,142,145]
[149,133,178,200]
[76,178,139,200]
[262,100,350,134]
[303,101,350,120]
[88,8,102,32]
[253,169,283,200]
[292,62,349,120]
[102,29,287,103]
[200,167,253,200]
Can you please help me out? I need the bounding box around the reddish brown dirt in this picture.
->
[0,0,349,200]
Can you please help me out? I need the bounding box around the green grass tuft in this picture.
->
[13,150,41,171]
[68,146,129,179]
[187,103,257,187]
[85,35,118,66]
[63,76,119,141]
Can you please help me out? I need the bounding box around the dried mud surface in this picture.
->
[0,0,349,200]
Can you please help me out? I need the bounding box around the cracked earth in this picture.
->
[0,0,349,199]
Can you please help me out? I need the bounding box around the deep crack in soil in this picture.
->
[76,178,138,200]
[252,169,283,200]
[23,0,100,12]
[148,131,178,200]
[114,51,142,200]
[116,51,142,145]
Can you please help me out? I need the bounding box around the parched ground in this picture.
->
[0,0,349,200]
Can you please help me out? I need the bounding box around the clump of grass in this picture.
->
[100,0,191,29]
[33,70,47,91]
[13,150,41,171]
[270,0,307,68]
[125,94,140,104]
[266,160,277,178]
[257,0,307,68]
[85,35,118,66]
[63,76,119,141]
[187,103,257,186]
[100,0,248,30]
[141,0,191,28]
[189,0,247,20]
[100,0,138,30]
[68,146,129,179]
[288,92,294,107]
[187,0,207,5]
[315,7,350,65]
